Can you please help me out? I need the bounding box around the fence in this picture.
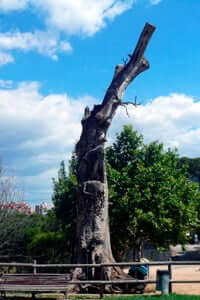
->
[0,261,200,296]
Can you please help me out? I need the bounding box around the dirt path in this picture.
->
[145,265,200,295]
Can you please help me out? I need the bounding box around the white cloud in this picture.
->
[59,41,73,53]
[0,51,14,66]
[19,168,58,206]
[0,81,96,202]
[0,0,162,65]
[22,168,58,188]
[30,0,134,37]
[0,30,72,64]
[0,81,94,152]
[0,0,134,37]
[104,0,134,20]
[1,82,199,204]
[150,0,161,4]
[111,93,200,157]
[0,0,160,39]
[0,79,13,88]
[0,0,28,11]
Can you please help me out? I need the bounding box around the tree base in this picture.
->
[68,267,146,294]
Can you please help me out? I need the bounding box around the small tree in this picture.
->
[107,125,200,261]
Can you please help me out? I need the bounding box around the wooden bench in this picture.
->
[0,273,70,299]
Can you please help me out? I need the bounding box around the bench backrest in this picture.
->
[1,273,70,285]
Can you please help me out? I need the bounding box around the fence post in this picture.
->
[168,263,172,293]
[33,260,37,275]
[99,264,104,299]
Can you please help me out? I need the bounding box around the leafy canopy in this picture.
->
[52,156,77,261]
[107,125,200,259]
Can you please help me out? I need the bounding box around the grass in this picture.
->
[4,295,200,300]
[103,295,200,300]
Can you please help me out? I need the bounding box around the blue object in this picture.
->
[128,264,149,279]
[156,270,170,294]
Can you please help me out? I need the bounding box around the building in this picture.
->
[0,201,31,215]
[34,202,53,215]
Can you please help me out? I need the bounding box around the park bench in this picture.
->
[0,273,70,299]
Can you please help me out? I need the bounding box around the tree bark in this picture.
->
[74,23,155,281]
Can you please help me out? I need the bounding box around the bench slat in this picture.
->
[0,285,68,291]
[0,273,69,295]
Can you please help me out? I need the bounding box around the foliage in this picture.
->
[52,157,78,261]
[3,127,200,264]
[0,206,69,263]
[179,157,200,240]
[28,231,65,263]
[0,212,27,256]
[107,125,200,260]
[179,157,200,184]
[0,211,55,259]
[0,157,77,263]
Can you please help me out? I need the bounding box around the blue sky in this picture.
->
[0,0,200,207]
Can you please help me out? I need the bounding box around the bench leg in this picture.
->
[32,292,36,300]
[100,285,105,299]
[64,291,68,300]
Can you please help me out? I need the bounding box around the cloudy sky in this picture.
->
[0,0,200,206]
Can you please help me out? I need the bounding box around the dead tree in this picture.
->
[0,159,25,255]
[74,23,155,282]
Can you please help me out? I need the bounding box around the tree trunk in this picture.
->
[74,23,155,281]
[133,241,144,262]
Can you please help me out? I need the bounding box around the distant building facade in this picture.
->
[0,201,31,215]
[34,202,53,215]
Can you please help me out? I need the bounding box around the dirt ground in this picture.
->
[145,265,200,295]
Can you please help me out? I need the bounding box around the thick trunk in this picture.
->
[74,23,155,282]
[75,115,114,281]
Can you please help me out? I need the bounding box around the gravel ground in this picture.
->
[145,265,200,295]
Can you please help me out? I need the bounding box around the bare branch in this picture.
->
[122,57,128,65]
[120,96,142,117]
[102,23,155,108]
[121,103,130,117]
[0,159,26,254]
[122,96,141,107]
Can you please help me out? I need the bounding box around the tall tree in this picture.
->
[52,160,77,261]
[74,23,155,281]
[107,126,200,261]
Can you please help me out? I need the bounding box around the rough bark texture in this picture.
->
[74,23,155,283]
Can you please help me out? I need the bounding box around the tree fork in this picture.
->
[73,22,155,288]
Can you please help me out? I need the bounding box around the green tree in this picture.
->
[179,157,200,184]
[0,212,49,259]
[107,125,200,261]
[0,155,70,263]
[52,158,77,261]
[28,231,65,263]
